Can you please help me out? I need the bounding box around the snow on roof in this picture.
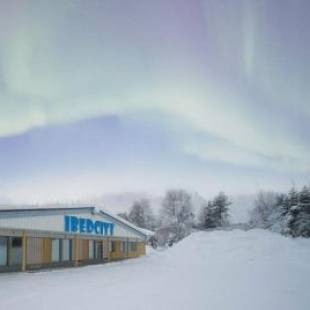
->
[0,203,94,212]
[99,208,155,237]
[135,227,155,237]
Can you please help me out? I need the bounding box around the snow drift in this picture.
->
[0,229,309,310]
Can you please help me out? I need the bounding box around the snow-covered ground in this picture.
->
[1,229,310,310]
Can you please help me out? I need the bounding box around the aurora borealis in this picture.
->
[0,0,309,202]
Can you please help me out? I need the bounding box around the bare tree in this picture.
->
[249,191,278,229]
[159,189,194,243]
[128,199,156,230]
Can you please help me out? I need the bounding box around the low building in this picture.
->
[0,205,148,272]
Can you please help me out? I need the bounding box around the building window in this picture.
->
[61,239,72,261]
[12,238,22,248]
[111,241,117,253]
[130,242,137,252]
[120,241,126,253]
[88,240,94,259]
[94,241,103,259]
[51,239,60,262]
[0,237,8,266]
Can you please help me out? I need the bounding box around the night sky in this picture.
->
[0,0,309,203]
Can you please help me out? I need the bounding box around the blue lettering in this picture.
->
[64,215,70,232]
[79,218,86,233]
[64,216,113,236]
[71,216,79,232]
[110,223,114,236]
[103,222,109,235]
[86,219,94,233]
[99,222,104,234]
[94,221,101,234]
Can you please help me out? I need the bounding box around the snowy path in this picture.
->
[0,229,310,310]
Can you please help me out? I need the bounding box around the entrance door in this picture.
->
[9,237,22,266]
[94,241,103,260]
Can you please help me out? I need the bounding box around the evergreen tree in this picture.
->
[299,186,310,205]
[198,201,217,229]
[288,187,299,207]
[199,192,231,229]
[280,194,290,216]
[248,185,310,238]
[212,192,231,227]
[286,187,301,236]
[290,186,310,237]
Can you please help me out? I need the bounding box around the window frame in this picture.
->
[51,239,61,263]
[61,239,72,262]
[0,236,8,267]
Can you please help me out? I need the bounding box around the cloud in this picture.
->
[0,0,309,175]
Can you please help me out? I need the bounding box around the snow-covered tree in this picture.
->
[198,201,217,229]
[159,190,194,242]
[288,187,299,207]
[299,186,310,205]
[128,199,156,230]
[249,191,278,229]
[248,186,310,238]
[212,192,231,227]
[287,186,310,237]
[198,192,231,229]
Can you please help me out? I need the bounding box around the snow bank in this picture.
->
[0,229,309,310]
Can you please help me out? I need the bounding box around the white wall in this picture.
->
[0,210,143,239]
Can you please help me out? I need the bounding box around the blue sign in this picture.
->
[64,215,114,236]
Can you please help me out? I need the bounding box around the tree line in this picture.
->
[118,185,310,246]
[118,189,231,246]
[249,185,310,237]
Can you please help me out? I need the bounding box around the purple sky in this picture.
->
[0,0,309,203]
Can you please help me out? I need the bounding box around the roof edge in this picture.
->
[0,206,95,213]
[99,210,149,239]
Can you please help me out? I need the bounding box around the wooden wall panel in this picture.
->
[110,240,122,260]
[138,242,146,256]
[73,236,78,263]
[102,239,109,259]
[42,238,51,263]
[78,239,83,260]
[27,237,44,265]
[82,240,89,260]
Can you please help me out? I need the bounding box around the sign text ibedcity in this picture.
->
[64,215,114,236]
